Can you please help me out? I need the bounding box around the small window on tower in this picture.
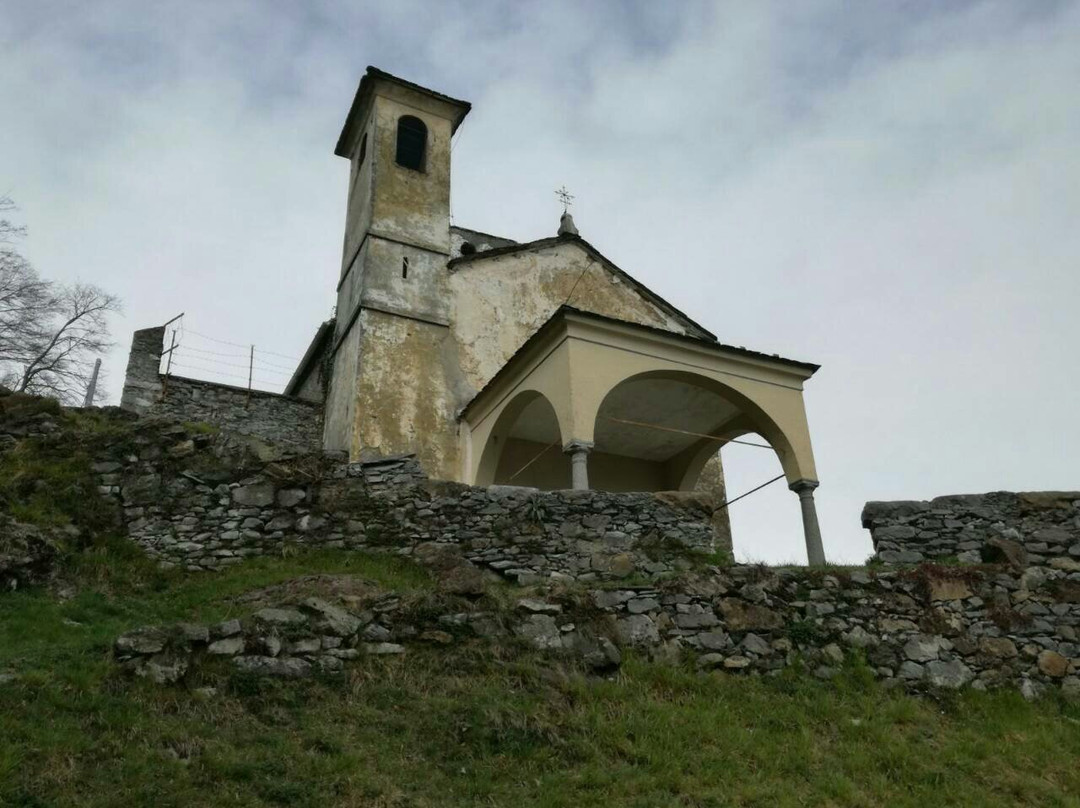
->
[395,116,427,171]
[358,133,367,166]
[401,257,409,279]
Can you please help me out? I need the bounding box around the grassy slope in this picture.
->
[2,547,1080,807]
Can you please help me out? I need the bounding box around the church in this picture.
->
[279,67,826,563]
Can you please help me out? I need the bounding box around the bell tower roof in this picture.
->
[334,66,472,158]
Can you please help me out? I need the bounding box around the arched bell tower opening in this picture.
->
[395,115,427,171]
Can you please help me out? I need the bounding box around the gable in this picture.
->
[447,239,708,393]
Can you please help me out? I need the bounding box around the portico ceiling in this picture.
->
[509,378,743,462]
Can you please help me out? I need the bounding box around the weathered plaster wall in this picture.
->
[493,438,572,489]
[493,438,684,493]
[340,239,716,481]
[368,93,454,254]
[340,117,374,277]
[352,308,456,473]
[322,323,362,453]
[293,362,325,404]
[865,492,1080,567]
[359,238,450,324]
[448,241,694,395]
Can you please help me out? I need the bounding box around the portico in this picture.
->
[459,306,825,564]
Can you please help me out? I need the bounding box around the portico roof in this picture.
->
[459,305,819,423]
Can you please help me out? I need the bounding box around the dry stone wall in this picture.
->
[72,410,1080,699]
[149,376,322,452]
[120,325,323,452]
[593,563,1080,698]
[864,492,1080,569]
[95,426,727,583]
[114,554,1080,699]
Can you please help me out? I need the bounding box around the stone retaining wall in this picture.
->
[594,563,1080,697]
[120,325,323,452]
[96,425,727,583]
[863,492,1080,568]
[115,557,1080,699]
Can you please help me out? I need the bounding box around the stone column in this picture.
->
[791,479,826,566]
[120,325,166,415]
[563,440,593,491]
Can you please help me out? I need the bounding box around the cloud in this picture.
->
[2,0,1077,562]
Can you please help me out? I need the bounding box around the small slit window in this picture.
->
[395,115,427,171]
[357,133,367,166]
[401,257,409,278]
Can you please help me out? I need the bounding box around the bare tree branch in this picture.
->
[0,196,122,404]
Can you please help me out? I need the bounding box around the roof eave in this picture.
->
[284,319,335,396]
[459,305,819,421]
[334,66,472,158]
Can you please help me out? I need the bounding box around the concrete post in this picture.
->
[563,440,593,491]
[791,480,825,566]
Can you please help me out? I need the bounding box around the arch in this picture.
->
[395,115,427,171]
[588,369,806,487]
[474,389,566,488]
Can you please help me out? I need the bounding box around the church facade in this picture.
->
[284,67,825,562]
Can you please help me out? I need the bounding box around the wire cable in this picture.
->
[601,416,773,449]
[714,474,786,512]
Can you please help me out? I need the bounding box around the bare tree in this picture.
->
[0,196,121,403]
[1,200,51,371]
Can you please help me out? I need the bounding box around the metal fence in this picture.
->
[158,313,304,396]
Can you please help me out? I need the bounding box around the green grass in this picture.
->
[2,549,1080,807]
[0,546,431,676]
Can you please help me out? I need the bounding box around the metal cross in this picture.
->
[555,185,574,212]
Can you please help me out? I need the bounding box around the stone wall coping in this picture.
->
[166,374,320,405]
[863,491,1080,527]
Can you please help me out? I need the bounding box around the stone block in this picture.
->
[615,614,660,647]
[233,656,312,678]
[1038,650,1069,678]
[903,635,945,663]
[925,660,974,689]
[718,599,784,631]
[232,482,275,507]
[208,637,245,656]
[277,488,307,507]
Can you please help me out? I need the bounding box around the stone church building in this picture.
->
[122,67,825,563]
[283,67,824,561]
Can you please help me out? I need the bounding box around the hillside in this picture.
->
[2,393,1080,806]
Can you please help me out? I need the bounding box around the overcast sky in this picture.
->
[3,0,1078,564]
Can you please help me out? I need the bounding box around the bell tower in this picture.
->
[323,67,471,461]
[335,67,470,267]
